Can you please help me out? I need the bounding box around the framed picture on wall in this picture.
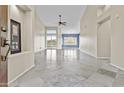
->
[10,19,21,54]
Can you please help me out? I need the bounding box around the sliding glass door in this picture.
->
[46,28,57,48]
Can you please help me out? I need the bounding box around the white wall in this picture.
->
[9,6,25,51]
[80,5,111,58]
[58,27,62,49]
[111,6,124,68]
[97,5,124,69]
[34,12,45,52]
[34,34,45,52]
[80,6,97,57]
[8,5,35,83]
[80,5,124,70]
[8,52,34,83]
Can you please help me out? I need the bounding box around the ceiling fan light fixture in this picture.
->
[58,14,66,26]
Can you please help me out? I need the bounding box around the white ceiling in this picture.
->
[35,5,86,33]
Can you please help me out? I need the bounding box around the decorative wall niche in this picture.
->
[10,19,21,54]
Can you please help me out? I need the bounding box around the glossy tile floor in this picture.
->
[10,49,124,87]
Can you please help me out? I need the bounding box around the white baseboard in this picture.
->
[97,57,110,60]
[110,63,124,71]
[35,48,46,53]
[8,65,35,86]
[79,48,97,58]
[79,49,111,60]
[79,49,124,71]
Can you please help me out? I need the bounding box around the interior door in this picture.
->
[0,5,8,87]
[97,18,111,58]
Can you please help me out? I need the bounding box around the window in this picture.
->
[62,34,79,48]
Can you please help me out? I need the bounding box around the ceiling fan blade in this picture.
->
[62,22,66,25]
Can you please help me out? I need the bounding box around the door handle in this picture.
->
[1,27,7,32]
[0,44,10,62]
[0,37,10,61]
[1,37,8,47]
[5,43,10,61]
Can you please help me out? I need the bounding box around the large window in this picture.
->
[64,37,77,46]
[62,34,79,48]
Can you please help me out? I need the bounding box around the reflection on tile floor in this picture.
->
[9,49,124,87]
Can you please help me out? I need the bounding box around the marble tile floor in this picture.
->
[9,49,124,87]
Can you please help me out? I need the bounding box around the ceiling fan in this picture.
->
[58,15,67,26]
